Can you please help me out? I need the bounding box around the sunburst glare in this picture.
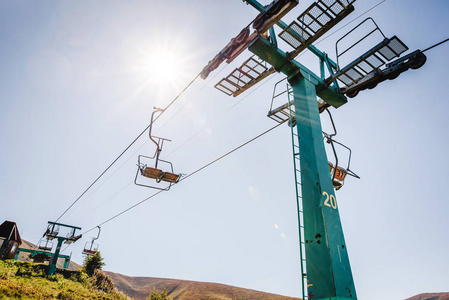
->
[148,50,182,84]
[129,35,194,106]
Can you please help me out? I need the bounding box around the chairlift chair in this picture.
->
[134,108,183,190]
[82,226,101,256]
[44,224,60,240]
[328,162,347,190]
[323,109,359,190]
[64,228,82,244]
[82,242,99,256]
[38,239,53,252]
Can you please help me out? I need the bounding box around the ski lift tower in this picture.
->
[201,0,426,299]
[43,221,82,275]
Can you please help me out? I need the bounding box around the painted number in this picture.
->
[323,191,337,209]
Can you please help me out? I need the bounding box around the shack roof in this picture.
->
[0,220,22,244]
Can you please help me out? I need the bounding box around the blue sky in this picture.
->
[1,1,448,299]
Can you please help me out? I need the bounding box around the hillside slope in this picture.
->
[106,271,301,300]
[14,240,448,300]
[0,260,129,300]
[406,293,449,300]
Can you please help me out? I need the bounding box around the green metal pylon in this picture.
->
[44,221,81,275]
[248,34,356,298]
[289,75,356,299]
[49,237,65,275]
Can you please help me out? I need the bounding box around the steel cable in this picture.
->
[55,73,201,223]
[81,121,284,235]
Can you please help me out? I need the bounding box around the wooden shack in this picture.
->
[0,220,22,260]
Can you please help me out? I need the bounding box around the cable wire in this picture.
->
[53,0,398,234]
[55,73,201,223]
[422,38,449,53]
[81,121,284,235]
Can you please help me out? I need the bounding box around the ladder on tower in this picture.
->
[286,87,309,300]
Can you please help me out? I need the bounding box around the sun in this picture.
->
[148,50,182,83]
[144,43,190,93]
[129,36,194,104]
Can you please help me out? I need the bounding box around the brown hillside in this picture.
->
[106,271,301,300]
[406,293,449,300]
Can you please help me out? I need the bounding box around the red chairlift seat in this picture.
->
[82,227,100,256]
[83,249,97,255]
[82,242,99,256]
[328,162,347,190]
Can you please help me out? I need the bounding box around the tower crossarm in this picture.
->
[249,35,347,108]
[243,0,339,70]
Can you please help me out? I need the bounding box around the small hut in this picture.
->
[0,220,22,260]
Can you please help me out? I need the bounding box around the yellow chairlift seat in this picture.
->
[328,162,347,190]
[141,166,164,182]
[141,166,180,183]
[135,108,183,190]
[161,172,181,183]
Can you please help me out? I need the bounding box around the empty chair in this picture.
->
[82,242,99,256]
[328,162,347,190]
[135,108,183,190]
[38,240,53,252]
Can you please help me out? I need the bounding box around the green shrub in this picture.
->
[69,271,90,285]
[83,251,105,276]
[147,287,171,300]
[15,261,46,277]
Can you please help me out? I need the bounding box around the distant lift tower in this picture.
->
[42,221,82,275]
[201,0,426,299]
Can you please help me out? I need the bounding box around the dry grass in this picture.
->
[0,260,130,300]
[106,271,302,300]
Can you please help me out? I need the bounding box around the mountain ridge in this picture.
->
[14,239,449,300]
[106,271,301,300]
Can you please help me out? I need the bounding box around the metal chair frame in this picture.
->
[134,108,182,191]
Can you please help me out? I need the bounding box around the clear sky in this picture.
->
[1,1,448,299]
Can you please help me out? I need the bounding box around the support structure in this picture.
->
[43,222,81,275]
[247,30,356,298]
[15,248,71,269]
[289,75,356,299]
[201,0,423,298]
